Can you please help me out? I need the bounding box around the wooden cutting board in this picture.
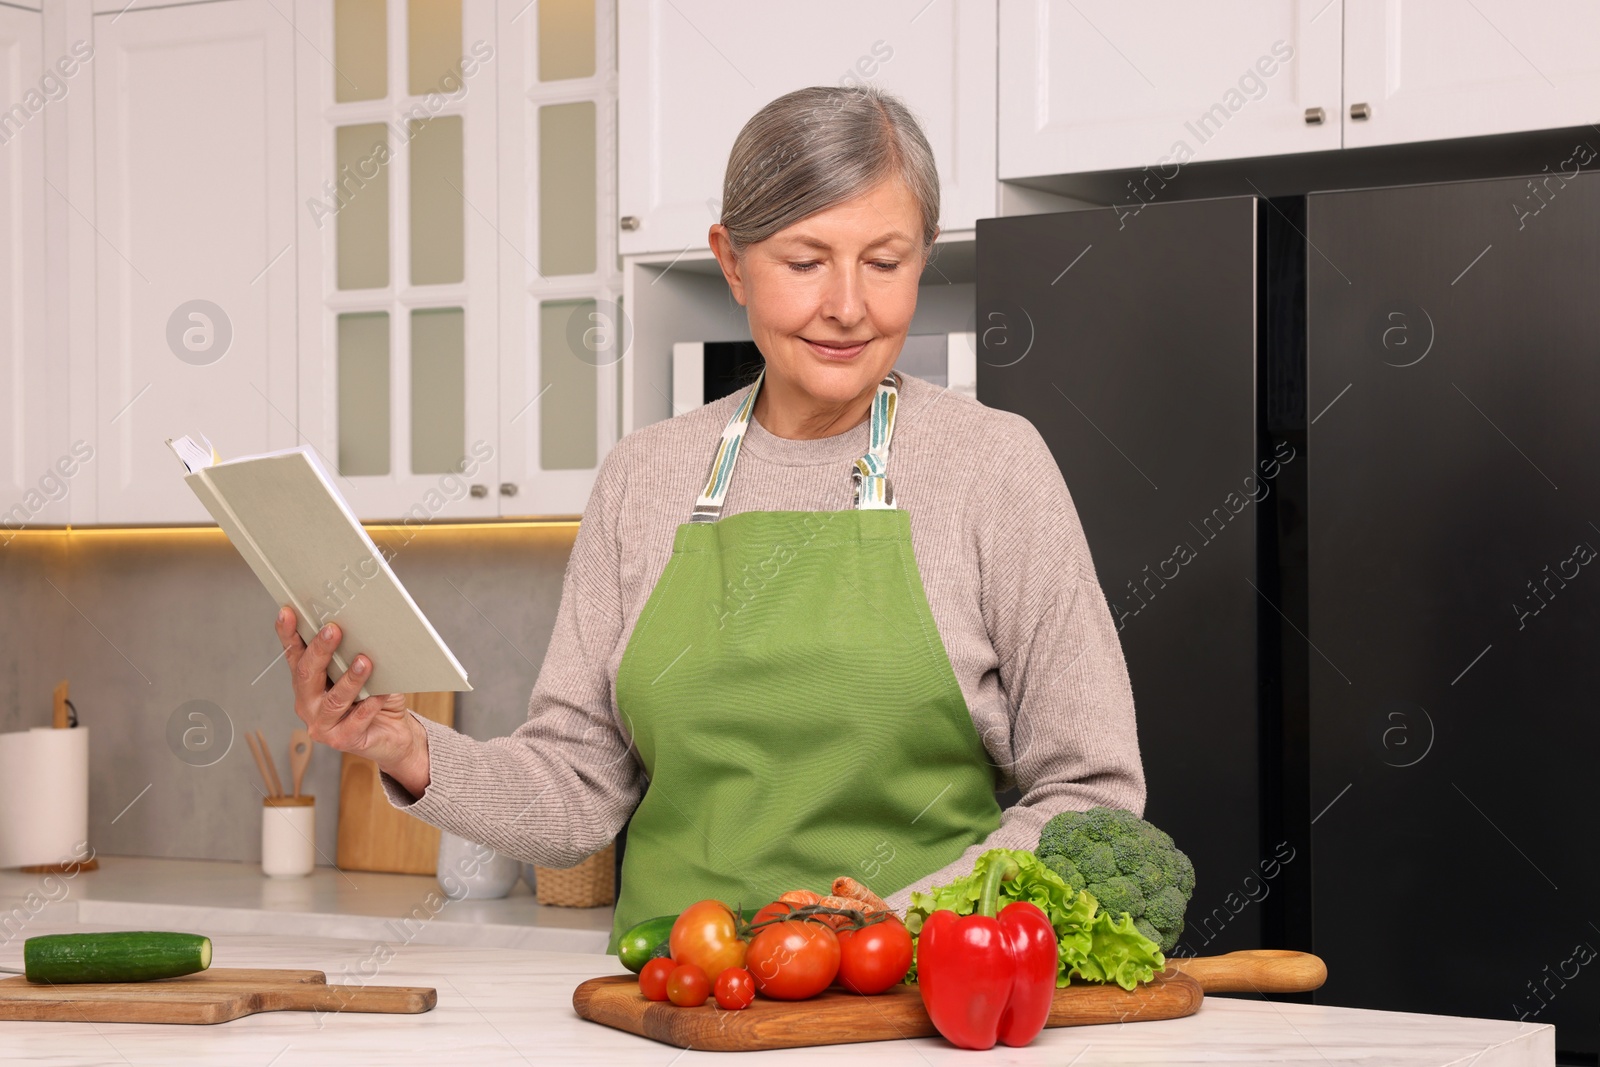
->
[574,970,1201,1051]
[572,950,1326,1052]
[0,968,437,1024]
[336,691,454,875]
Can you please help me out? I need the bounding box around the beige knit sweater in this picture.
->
[382,372,1145,914]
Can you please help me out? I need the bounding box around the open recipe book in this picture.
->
[167,435,472,700]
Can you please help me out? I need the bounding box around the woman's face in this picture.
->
[712,176,931,411]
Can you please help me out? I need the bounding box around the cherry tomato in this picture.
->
[713,966,755,1010]
[669,900,748,982]
[666,963,710,1007]
[745,919,841,1000]
[639,957,674,1001]
[836,916,913,995]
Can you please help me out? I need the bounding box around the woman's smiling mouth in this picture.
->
[803,337,870,359]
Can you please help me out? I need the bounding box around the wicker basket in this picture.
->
[533,841,616,908]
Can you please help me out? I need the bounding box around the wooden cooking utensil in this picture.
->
[51,680,71,729]
[245,732,277,797]
[255,730,285,797]
[572,949,1327,1053]
[0,968,436,1024]
[289,728,312,798]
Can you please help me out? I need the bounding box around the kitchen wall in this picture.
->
[0,524,576,866]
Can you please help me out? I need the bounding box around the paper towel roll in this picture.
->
[0,727,89,868]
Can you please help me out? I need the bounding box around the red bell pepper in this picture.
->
[915,857,1059,1050]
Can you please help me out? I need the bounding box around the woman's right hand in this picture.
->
[274,606,431,796]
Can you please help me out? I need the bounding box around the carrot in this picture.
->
[818,894,865,912]
[831,876,890,914]
[760,883,897,930]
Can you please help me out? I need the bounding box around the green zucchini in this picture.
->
[24,931,212,984]
[616,914,678,973]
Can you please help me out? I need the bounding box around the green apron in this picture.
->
[608,369,1002,951]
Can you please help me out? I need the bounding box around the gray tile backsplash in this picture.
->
[0,524,576,866]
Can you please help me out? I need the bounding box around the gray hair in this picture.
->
[720,86,940,258]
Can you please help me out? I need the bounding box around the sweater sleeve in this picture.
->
[881,415,1146,913]
[377,440,646,868]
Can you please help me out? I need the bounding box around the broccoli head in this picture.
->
[1144,885,1188,933]
[1088,875,1144,918]
[1036,809,1084,858]
[1036,807,1195,954]
[1075,842,1119,884]
[1040,853,1086,893]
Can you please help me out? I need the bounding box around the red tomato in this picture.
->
[713,967,755,1010]
[751,901,797,926]
[639,957,674,1001]
[745,919,841,1000]
[666,963,710,1007]
[670,900,748,982]
[836,917,913,995]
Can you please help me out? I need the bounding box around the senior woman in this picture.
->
[274,86,1144,950]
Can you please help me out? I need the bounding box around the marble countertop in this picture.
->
[0,920,1556,1066]
[0,855,612,953]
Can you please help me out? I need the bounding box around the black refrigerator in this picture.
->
[976,195,1290,960]
[978,170,1600,1057]
[1304,172,1600,1052]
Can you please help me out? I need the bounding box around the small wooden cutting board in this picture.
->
[0,967,437,1025]
[573,968,1204,1052]
[337,691,454,875]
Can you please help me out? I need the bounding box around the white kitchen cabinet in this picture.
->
[998,0,1342,180]
[0,7,68,534]
[618,0,997,257]
[1342,0,1600,149]
[91,0,298,524]
[293,0,502,521]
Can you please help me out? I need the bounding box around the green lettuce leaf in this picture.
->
[907,848,1080,932]
[1061,908,1166,991]
[905,847,1164,990]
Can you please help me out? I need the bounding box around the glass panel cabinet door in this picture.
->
[539,0,595,81]
[539,102,597,276]
[296,0,499,520]
[539,298,599,471]
[337,312,392,475]
[407,0,463,95]
[335,124,390,290]
[497,0,620,516]
[334,0,386,101]
[410,306,467,474]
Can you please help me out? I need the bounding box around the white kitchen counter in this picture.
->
[0,856,611,953]
[0,920,1556,1066]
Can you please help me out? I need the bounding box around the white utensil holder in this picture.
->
[262,795,315,878]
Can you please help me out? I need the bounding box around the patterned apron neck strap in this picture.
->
[689,369,903,523]
[850,371,901,511]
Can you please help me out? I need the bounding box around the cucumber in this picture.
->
[616,914,678,973]
[24,931,212,984]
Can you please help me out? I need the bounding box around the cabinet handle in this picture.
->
[619,215,640,231]
[469,484,488,498]
[1304,107,1325,125]
[1349,102,1371,120]
[499,482,518,497]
